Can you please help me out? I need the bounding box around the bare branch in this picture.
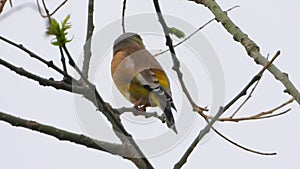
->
[152,0,207,115]
[174,107,224,169]
[0,56,154,169]
[62,44,91,85]
[83,87,154,169]
[174,50,286,167]
[215,98,294,122]
[59,46,68,75]
[82,0,95,78]
[258,51,281,75]
[229,51,281,118]
[230,79,260,118]
[174,101,281,169]
[1,2,153,166]
[122,0,127,33]
[212,127,277,156]
[189,0,300,105]
[37,0,68,18]
[118,107,165,122]
[154,5,240,57]
[0,110,127,157]
[40,0,51,23]
[223,75,261,113]
[0,57,83,94]
[225,51,281,115]
[0,35,68,78]
[195,52,292,123]
[221,51,280,115]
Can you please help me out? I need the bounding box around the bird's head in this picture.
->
[113,32,145,55]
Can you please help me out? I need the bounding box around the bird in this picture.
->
[111,32,178,134]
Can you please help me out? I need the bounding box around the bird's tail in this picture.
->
[163,104,178,134]
[149,91,177,134]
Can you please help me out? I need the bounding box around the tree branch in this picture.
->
[81,0,94,78]
[222,51,280,113]
[40,0,51,23]
[122,0,127,33]
[215,98,293,122]
[37,0,68,18]
[189,0,300,105]
[0,57,154,169]
[174,107,224,169]
[0,35,68,78]
[152,0,207,115]
[154,5,240,57]
[118,107,164,122]
[0,110,126,157]
[174,51,284,168]
[211,126,276,156]
[1,1,154,165]
[0,57,83,94]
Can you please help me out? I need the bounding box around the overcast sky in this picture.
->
[1,1,300,169]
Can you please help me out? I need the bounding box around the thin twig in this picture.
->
[257,109,290,120]
[41,0,51,24]
[151,2,211,167]
[174,107,224,169]
[152,0,207,113]
[212,126,276,155]
[258,50,281,75]
[229,51,281,118]
[260,98,294,115]
[59,46,68,74]
[230,79,260,118]
[82,0,95,79]
[62,44,91,86]
[223,51,280,112]
[37,0,68,18]
[117,107,164,122]
[122,0,127,33]
[0,35,68,78]
[46,0,68,17]
[216,98,293,122]
[223,74,261,112]
[0,57,83,93]
[154,5,240,57]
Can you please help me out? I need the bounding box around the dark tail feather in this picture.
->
[165,92,177,112]
[170,101,177,111]
[164,104,178,134]
[145,77,177,133]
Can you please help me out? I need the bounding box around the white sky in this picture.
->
[1,0,300,169]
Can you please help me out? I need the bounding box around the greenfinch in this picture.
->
[111,33,177,134]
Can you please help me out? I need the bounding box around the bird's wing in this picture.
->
[112,49,165,100]
[134,68,177,132]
